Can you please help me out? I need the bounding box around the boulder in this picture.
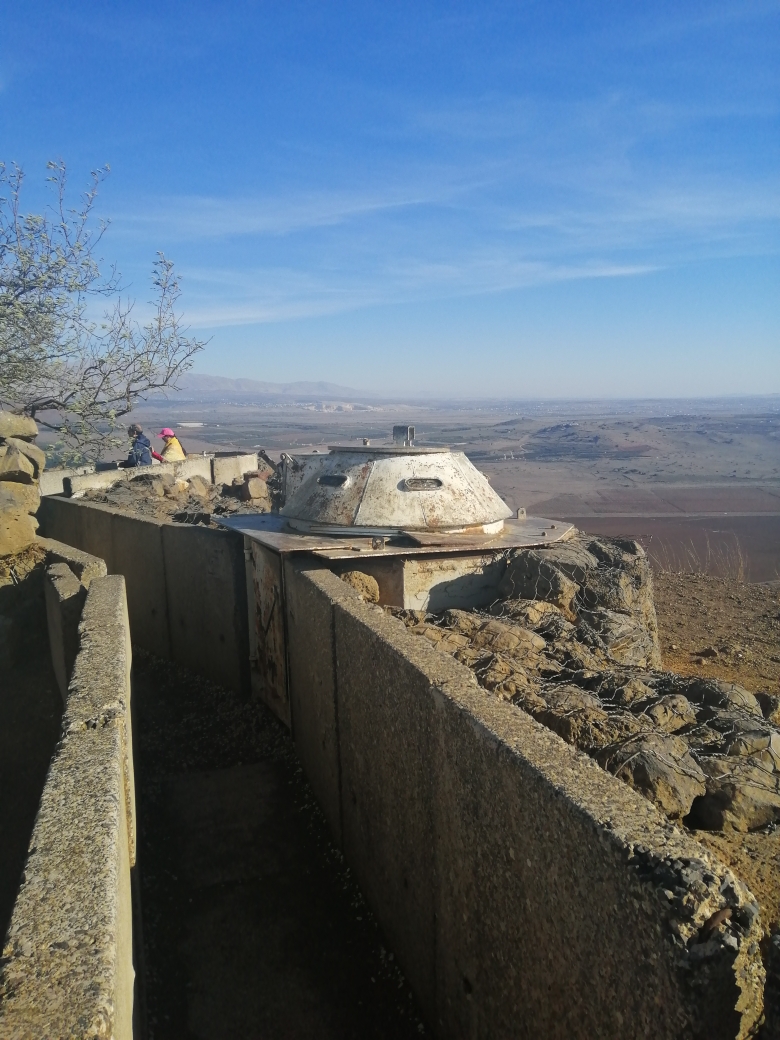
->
[598,732,706,819]
[3,436,45,476]
[578,566,646,614]
[187,475,212,498]
[531,685,645,751]
[165,478,190,498]
[549,636,607,672]
[726,730,780,770]
[535,612,576,640]
[490,598,564,628]
[587,537,645,568]
[0,412,38,441]
[533,701,609,747]
[0,510,39,556]
[340,570,380,603]
[685,678,763,718]
[543,685,602,712]
[604,675,656,707]
[498,550,579,617]
[0,445,36,484]
[482,657,531,698]
[468,618,546,654]
[536,540,599,582]
[0,480,41,516]
[240,476,271,504]
[690,709,772,753]
[535,699,644,752]
[755,692,780,725]
[640,694,697,733]
[578,607,660,668]
[444,608,481,635]
[692,755,780,832]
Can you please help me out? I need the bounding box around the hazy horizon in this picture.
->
[164,372,780,409]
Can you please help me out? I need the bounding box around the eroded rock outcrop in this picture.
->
[0,413,42,557]
[394,533,780,838]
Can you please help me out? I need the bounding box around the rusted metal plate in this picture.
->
[218,515,575,558]
[249,542,290,727]
[311,518,575,559]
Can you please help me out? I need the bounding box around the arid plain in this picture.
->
[134,389,780,583]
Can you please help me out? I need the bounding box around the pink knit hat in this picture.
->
[158,428,175,438]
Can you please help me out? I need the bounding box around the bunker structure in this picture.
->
[3,430,774,1040]
[220,431,574,726]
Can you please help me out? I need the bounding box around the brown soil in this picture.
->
[653,572,780,697]
[653,571,780,935]
[80,470,275,526]
[694,828,780,935]
[0,541,46,585]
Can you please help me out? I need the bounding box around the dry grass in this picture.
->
[645,531,750,582]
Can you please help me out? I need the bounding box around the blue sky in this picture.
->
[2,1,778,397]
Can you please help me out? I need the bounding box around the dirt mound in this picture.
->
[80,462,279,525]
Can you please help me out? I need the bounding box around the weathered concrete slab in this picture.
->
[401,552,507,610]
[0,574,136,1040]
[38,535,108,588]
[111,511,171,658]
[248,543,290,724]
[286,566,766,1039]
[211,452,259,486]
[65,455,213,497]
[333,597,440,1017]
[39,464,94,497]
[284,556,342,841]
[39,496,247,692]
[44,562,86,703]
[161,523,249,693]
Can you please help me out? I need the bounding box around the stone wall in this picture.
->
[284,562,766,1039]
[39,494,250,692]
[0,413,44,558]
[0,574,136,1039]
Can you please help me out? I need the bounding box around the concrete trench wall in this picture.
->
[46,452,260,499]
[284,562,766,1040]
[0,574,137,1040]
[28,493,771,1037]
[38,495,250,693]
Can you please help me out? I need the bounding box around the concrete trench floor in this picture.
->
[134,649,430,1040]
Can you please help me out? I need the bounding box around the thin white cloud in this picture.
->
[179,256,656,328]
[108,70,779,331]
[112,186,456,241]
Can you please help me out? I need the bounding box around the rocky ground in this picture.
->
[79,461,280,525]
[655,571,780,696]
[387,534,780,1006]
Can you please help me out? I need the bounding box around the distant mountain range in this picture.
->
[167,372,370,401]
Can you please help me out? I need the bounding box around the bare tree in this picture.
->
[0,161,205,461]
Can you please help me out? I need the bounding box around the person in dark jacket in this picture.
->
[126,423,155,467]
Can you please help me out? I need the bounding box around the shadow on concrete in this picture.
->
[0,576,63,943]
[134,649,431,1040]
